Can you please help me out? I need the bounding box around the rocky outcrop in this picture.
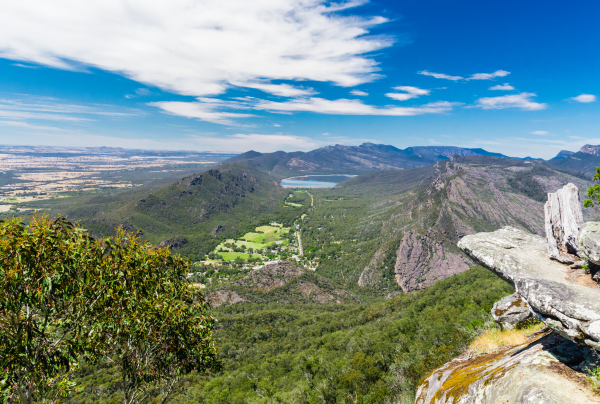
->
[544,183,584,263]
[579,221,600,265]
[158,236,188,249]
[492,293,534,330]
[459,226,600,349]
[580,144,600,156]
[238,261,304,291]
[207,261,358,306]
[415,331,599,404]
[394,231,472,292]
[208,289,246,308]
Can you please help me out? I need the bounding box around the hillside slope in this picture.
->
[300,156,599,293]
[67,161,307,259]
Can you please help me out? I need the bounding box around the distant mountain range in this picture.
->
[223,143,542,177]
[548,144,600,173]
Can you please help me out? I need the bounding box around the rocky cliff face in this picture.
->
[417,184,600,403]
[580,144,600,156]
[388,159,596,292]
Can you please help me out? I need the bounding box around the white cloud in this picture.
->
[0,120,62,131]
[149,100,255,126]
[0,97,143,122]
[572,94,596,103]
[385,85,430,101]
[253,98,458,116]
[531,130,549,135]
[189,133,323,152]
[418,70,463,81]
[0,1,393,97]
[232,82,317,97]
[150,97,459,124]
[474,92,546,111]
[489,83,514,91]
[350,90,368,96]
[467,70,510,80]
[12,63,39,69]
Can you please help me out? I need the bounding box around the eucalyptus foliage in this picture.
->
[0,216,219,404]
[584,164,600,208]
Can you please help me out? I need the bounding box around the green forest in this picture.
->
[69,266,512,404]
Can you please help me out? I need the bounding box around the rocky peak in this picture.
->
[580,144,600,156]
[552,150,575,159]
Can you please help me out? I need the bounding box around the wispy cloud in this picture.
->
[0,120,62,130]
[250,98,458,116]
[0,96,144,127]
[350,90,368,96]
[149,100,255,126]
[12,63,39,69]
[0,1,394,97]
[232,82,317,97]
[418,70,463,81]
[474,92,546,111]
[467,70,510,80]
[418,70,510,82]
[385,86,430,101]
[531,130,549,135]
[150,97,460,124]
[489,83,514,91]
[571,94,596,103]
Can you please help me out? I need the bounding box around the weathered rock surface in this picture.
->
[579,221,600,265]
[544,183,584,263]
[238,261,305,291]
[208,289,246,308]
[458,226,600,349]
[415,331,599,404]
[492,293,534,330]
[208,261,358,306]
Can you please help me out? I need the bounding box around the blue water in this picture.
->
[280,175,355,188]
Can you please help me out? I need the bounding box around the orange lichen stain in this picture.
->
[431,349,513,403]
[414,378,429,404]
[430,330,549,404]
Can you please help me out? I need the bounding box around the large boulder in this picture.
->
[579,221,600,265]
[491,293,534,330]
[544,183,584,263]
[415,331,599,404]
[458,226,600,349]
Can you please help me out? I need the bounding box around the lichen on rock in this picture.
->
[491,293,534,330]
[415,331,599,404]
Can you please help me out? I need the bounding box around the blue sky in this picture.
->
[0,0,598,158]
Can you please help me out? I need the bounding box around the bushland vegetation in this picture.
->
[0,216,219,404]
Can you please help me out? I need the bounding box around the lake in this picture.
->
[280,175,356,188]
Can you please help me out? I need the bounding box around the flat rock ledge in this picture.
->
[458,226,600,350]
[415,331,599,404]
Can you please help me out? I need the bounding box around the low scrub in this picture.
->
[468,322,546,354]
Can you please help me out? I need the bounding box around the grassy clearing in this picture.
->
[468,322,546,354]
[211,224,292,259]
[218,252,262,261]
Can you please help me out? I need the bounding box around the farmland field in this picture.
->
[217,252,262,261]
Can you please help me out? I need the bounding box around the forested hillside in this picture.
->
[61,161,309,260]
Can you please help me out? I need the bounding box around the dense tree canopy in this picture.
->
[0,216,219,404]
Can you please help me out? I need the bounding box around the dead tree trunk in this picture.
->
[544,183,584,263]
